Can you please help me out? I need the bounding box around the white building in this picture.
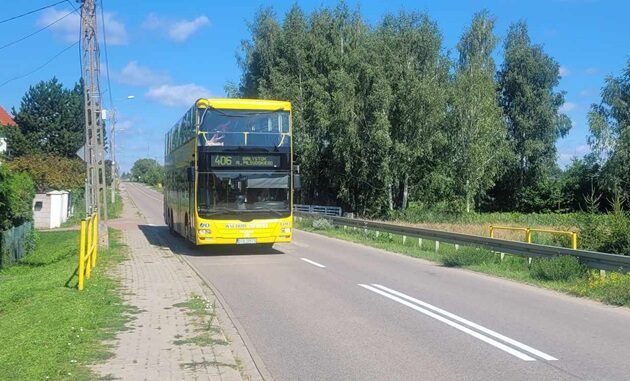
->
[32,191,71,229]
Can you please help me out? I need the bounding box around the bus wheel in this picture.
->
[168,212,175,235]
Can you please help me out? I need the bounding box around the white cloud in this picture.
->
[142,13,209,42]
[37,8,79,43]
[579,89,591,97]
[559,66,570,77]
[584,67,598,75]
[37,8,128,45]
[559,101,577,113]
[145,84,211,107]
[559,144,591,163]
[114,61,170,87]
[169,16,210,42]
[116,119,133,132]
[101,12,128,45]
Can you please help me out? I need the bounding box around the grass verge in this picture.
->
[0,229,129,380]
[296,217,630,307]
[63,191,123,228]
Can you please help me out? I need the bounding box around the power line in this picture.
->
[0,10,75,51]
[0,40,79,88]
[99,0,114,110]
[0,0,68,24]
[65,0,80,14]
[100,0,118,204]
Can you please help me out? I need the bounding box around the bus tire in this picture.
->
[258,243,274,250]
[168,211,175,235]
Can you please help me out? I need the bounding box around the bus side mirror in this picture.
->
[187,167,195,182]
[294,174,301,190]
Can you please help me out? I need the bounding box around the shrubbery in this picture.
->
[0,165,35,230]
[529,255,586,281]
[7,155,85,193]
[441,248,498,267]
[312,218,333,230]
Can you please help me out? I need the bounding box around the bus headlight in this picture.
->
[199,229,211,235]
[280,228,291,234]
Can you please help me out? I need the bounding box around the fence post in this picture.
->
[571,232,578,250]
[375,231,379,238]
[489,225,494,238]
[78,219,87,290]
[418,238,422,247]
[402,235,407,245]
[435,241,440,252]
[526,228,532,264]
[455,244,459,251]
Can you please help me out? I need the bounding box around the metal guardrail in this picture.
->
[490,225,578,250]
[296,212,630,272]
[78,213,98,290]
[294,204,342,217]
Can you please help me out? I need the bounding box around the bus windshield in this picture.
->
[197,171,290,217]
[198,109,290,147]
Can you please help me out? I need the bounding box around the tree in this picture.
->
[131,158,164,186]
[6,78,84,158]
[495,21,571,211]
[450,11,509,212]
[376,12,451,210]
[587,59,630,201]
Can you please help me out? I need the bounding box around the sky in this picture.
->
[0,0,628,172]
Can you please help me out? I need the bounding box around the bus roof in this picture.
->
[196,98,291,111]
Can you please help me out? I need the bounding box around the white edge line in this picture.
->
[371,284,557,361]
[300,258,326,268]
[358,284,536,361]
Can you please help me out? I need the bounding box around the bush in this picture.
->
[578,204,630,256]
[441,248,498,267]
[312,218,333,230]
[529,255,586,281]
[7,155,85,192]
[0,166,35,230]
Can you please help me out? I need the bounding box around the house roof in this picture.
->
[0,105,17,127]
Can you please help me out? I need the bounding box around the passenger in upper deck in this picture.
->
[206,122,229,146]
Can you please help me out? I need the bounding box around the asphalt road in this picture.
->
[124,182,630,381]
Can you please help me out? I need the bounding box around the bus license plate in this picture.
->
[236,238,257,245]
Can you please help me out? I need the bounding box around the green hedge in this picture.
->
[0,165,35,231]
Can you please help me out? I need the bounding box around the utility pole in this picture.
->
[81,0,108,246]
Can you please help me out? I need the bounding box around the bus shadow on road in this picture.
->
[138,224,286,257]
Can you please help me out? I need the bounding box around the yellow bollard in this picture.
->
[78,219,87,291]
[489,225,494,238]
[92,214,98,268]
[86,218,92,280]
[571,232,578,250]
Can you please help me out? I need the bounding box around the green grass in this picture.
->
[0,229,129,380]
[297,217,630,307]
[63,191,123,228]
[392,207,609,228]
[172,295,227,347]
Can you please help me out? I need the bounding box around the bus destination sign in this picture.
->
[211,154,281,168]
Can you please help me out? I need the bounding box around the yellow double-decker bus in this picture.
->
[164,98,297,247]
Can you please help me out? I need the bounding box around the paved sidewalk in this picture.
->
[93,190,248,381]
